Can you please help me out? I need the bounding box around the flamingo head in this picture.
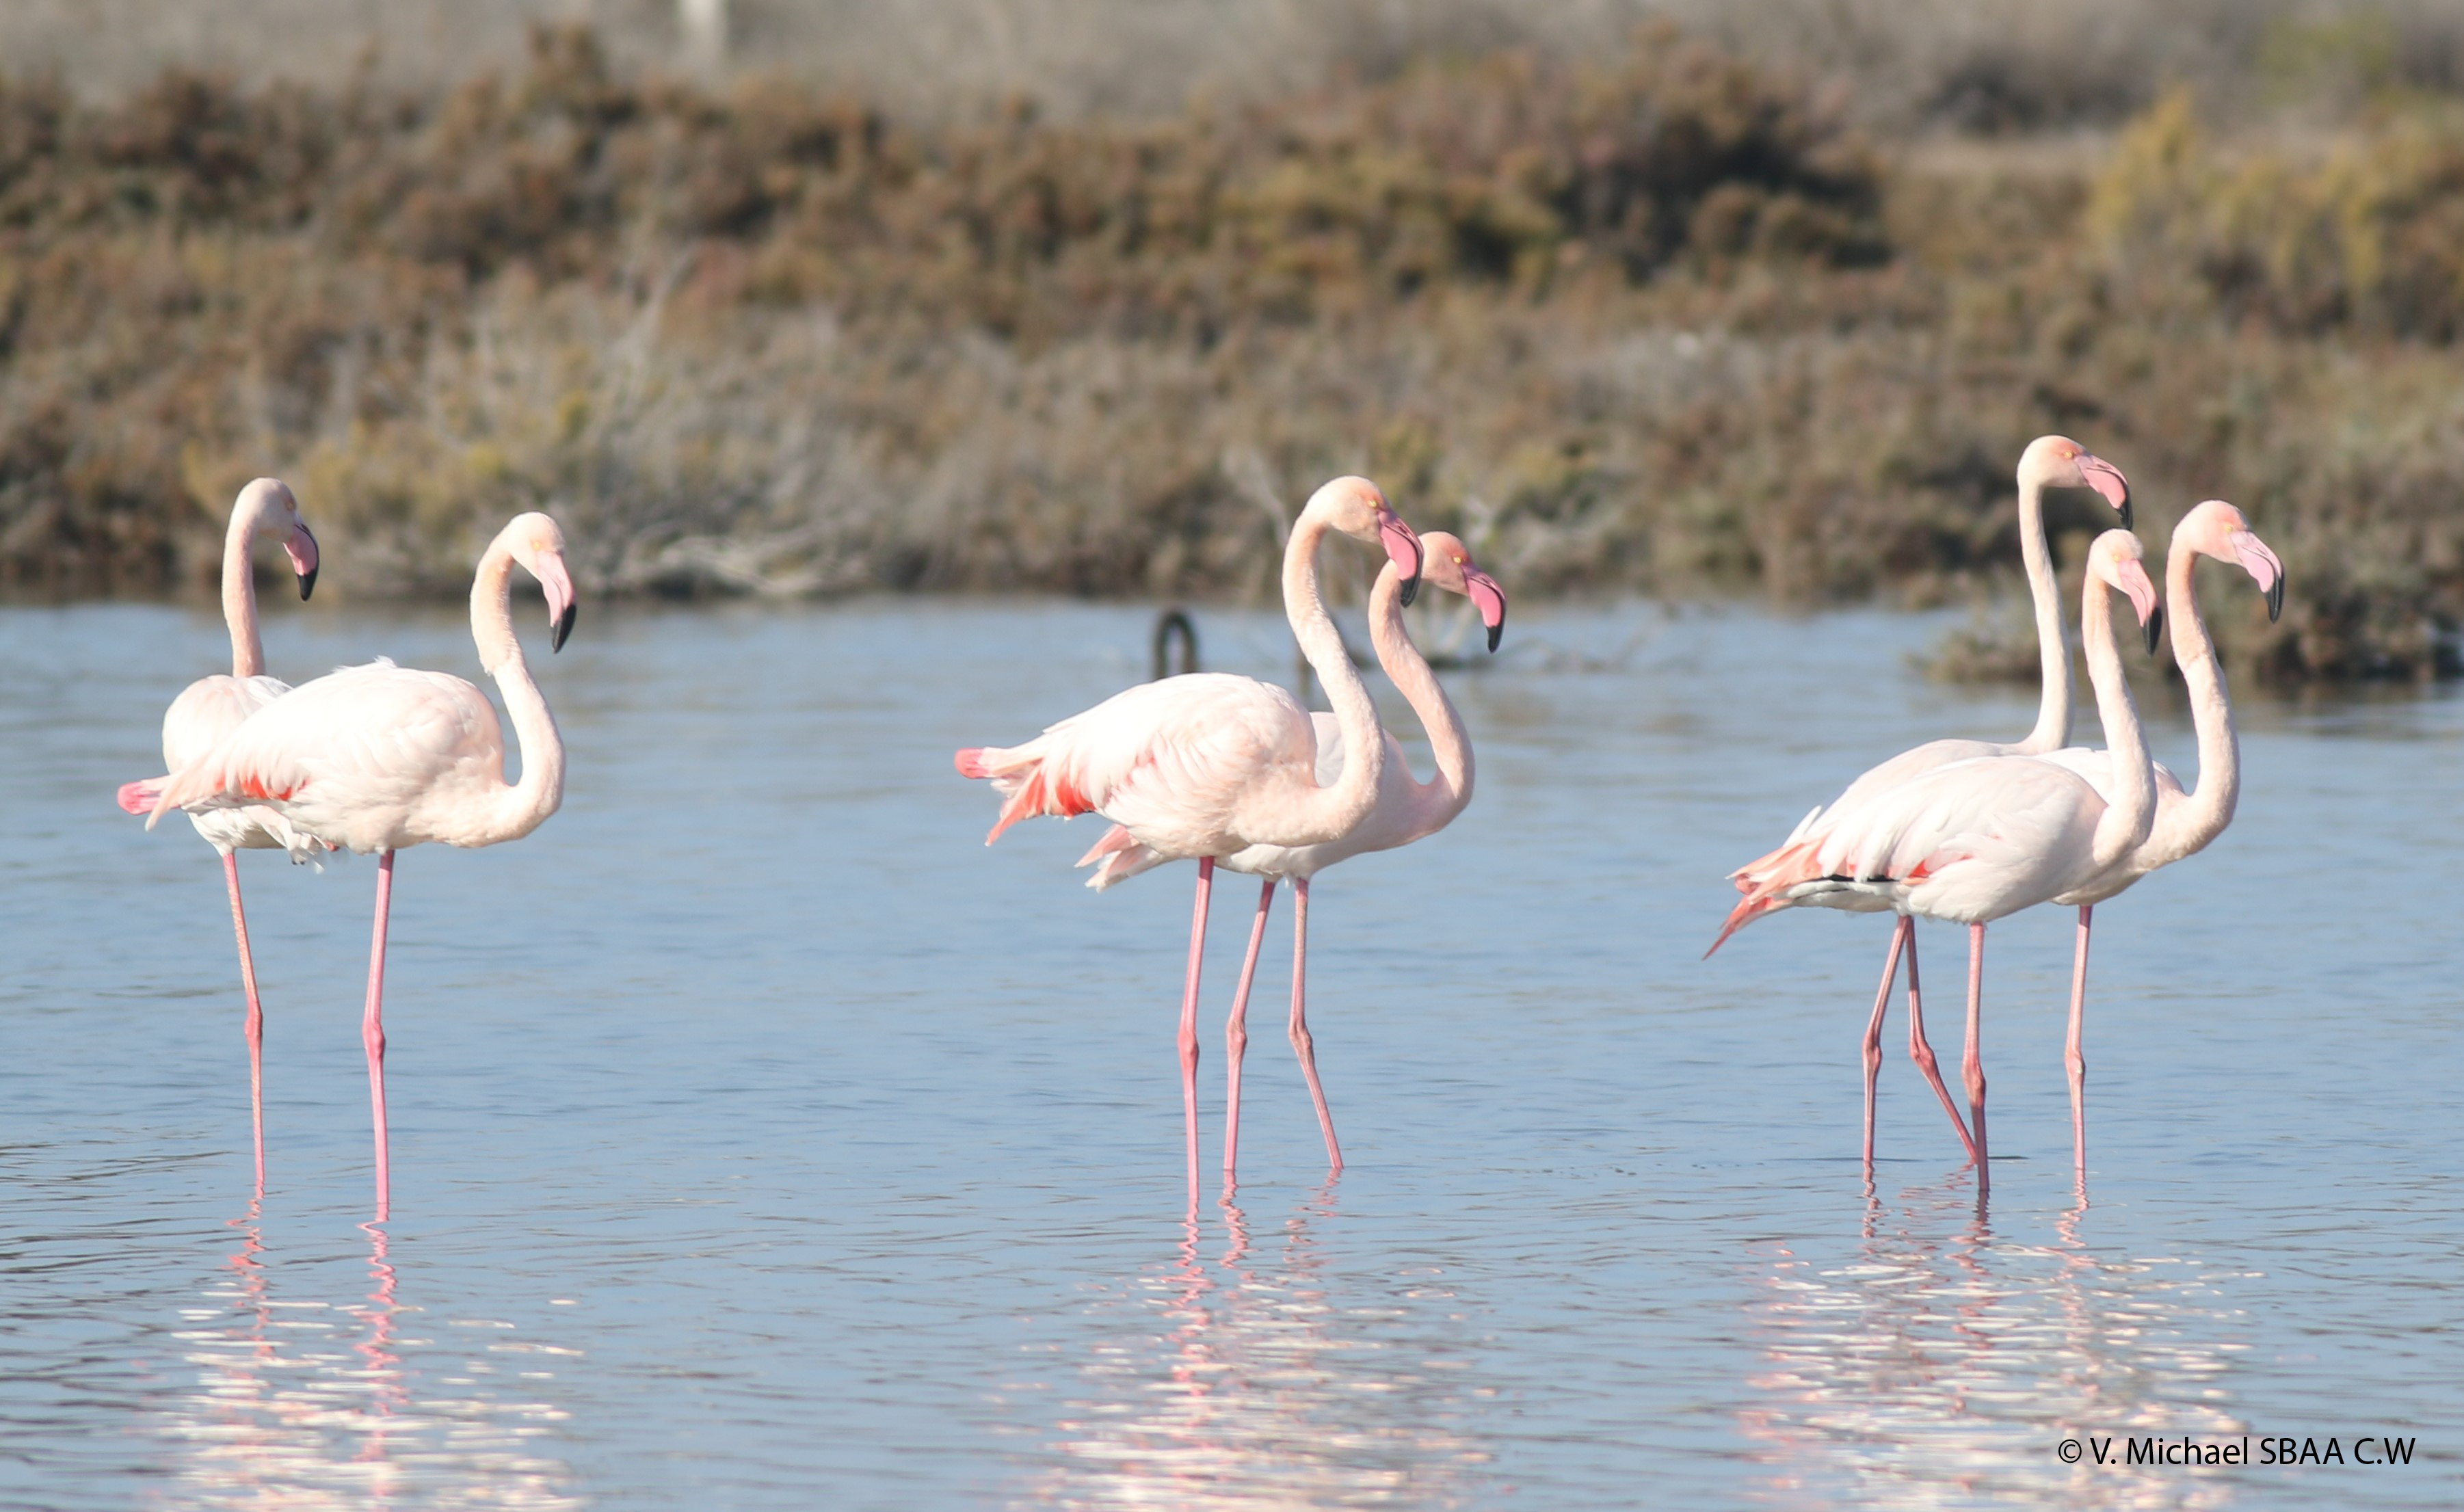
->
[503,512,578,652]
[2175,499,2285,622]
[1416,531,1508,652]
[239,477,319,600]
[2087,528,2162,654]
[2022,435,2132,529]
[1308,475,1422,607]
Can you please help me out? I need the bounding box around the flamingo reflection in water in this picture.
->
[1740,1184,2247,1511]
[1024,1188,1494,1509]
[161,1210,583,1510]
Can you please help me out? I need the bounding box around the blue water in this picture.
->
[3,595,2459,1509]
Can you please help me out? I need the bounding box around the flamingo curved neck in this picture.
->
[2147,541,2238,866]
[1266,511,1385,847]
[2078,575,2154,872]
[1365,565,1471,831]
[468,542,566,845]
[221,503,269,679]
[2015,471,2071,754]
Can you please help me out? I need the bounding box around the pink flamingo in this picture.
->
[1075,532,1507,1183]
[1713,529,2161,1187]
[117,478,321,1190]
[125,513,576,1219]
[1725,436,2132,1164]
[956,477,1422,1193]
[2031,501,2283,1171]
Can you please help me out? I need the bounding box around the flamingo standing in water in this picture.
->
[1713,529,2162,1187]
[956,477,1422,1193]
[2031,501,2283,1171]
[124,513,577,1219]
[118,479,321,1189]
[1076,533,1507,1183]
[1725,435,2132,1165]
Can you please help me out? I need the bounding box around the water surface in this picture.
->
[3,596,2459,1509]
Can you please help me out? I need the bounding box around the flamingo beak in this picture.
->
[537,555,578,652]
[1376,507,1422,607]
[2230,530,2285,622]
[2078,454,2132,529]
[2115,557,2160,652]
[1465,568,1508,652]
[285,522,320,601]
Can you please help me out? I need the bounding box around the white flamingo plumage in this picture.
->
[116,478,321,1190]
[955,476,1423,1195]
[1074,531,1507,1183]
[1724,435,2132,1165]
[1713,528,2162,1188]
[123,512,577,1219]
[2028,500,2283,1171]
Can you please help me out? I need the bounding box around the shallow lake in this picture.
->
[2,592,2459,1510]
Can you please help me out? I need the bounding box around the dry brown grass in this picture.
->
[3,18,2464,683]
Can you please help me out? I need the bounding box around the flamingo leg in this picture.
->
[365,849,395,1221]
[1288,877,1343,1173]
[1860,917,1905,1169]
[2067,905,2092,1178]
[1903,924,1981,1165]
[1177,858,1213,1200]
[1222,877,1275,1188]
[1963,920,1989,1188]
[222,851,267,1197]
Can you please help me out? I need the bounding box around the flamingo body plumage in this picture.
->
[964,673,1332,859]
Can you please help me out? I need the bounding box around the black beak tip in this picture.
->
[298,566,317,602]
[1399,574,1420,609]
[2266,577,2285,622]
[1486,622,1502,654]
[551,602,576,653]
[2143,605,2164,656]
[2115,494,2133,531]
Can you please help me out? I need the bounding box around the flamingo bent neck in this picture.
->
[466,534,567,847]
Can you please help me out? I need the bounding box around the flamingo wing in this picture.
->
[146,662,505,853]
[1813,756,2102,895]
[961,674,1316,853]
[1713,755,2105,950]
[1728,735,2011,889]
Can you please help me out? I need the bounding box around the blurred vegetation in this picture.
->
[3,18,2463,682]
